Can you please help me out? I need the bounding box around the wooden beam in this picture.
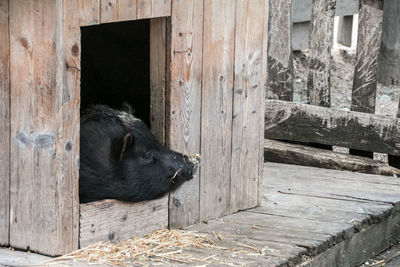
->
[264,100,400,156]
[201,0,235,221]
[307,0,336,107]
[79,196,168,248]
[230,0,265,212]
[264,139,400,176]
[0,0,10,246]
[267,0,293,101]
[378,0,400,168]
[100,0,171,24]
[351,0,383,113]
[150,18,167,144]
[168,0,203,228]
[337,15,353,47]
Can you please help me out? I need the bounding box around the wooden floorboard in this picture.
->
[3,163,400,266]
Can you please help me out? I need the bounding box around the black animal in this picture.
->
[79,105,199,203]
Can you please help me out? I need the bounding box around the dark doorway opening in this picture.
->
[81,19,151,126]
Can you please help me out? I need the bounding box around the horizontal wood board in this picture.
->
[265,100,400,155]
[100,0,171,23]
[264,139,400,176]
[79,196,168,248]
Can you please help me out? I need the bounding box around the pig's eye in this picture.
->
[141,152,154,161]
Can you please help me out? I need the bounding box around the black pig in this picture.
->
[79,105,199,203]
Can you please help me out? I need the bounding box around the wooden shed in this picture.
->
[0,0,267,256]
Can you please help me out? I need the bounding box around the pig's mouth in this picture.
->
[169,154,200,184]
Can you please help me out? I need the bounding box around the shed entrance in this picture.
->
[81,19,151,126]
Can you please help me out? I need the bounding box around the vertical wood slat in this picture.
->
[168,0,203,227]
[267,0,293,101]
[351,0,383,113]
[259,0,269,204]
[62,0,101,252]
[378,0,400,167]
[307,0,336,107]
[200,0,235,221]
[0,0,10,246]
[9,0,59,254]
[101,0,171,24]
[230,0,265,212]
[150,18,167,144]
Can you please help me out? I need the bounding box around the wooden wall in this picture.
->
[1,0,266,255]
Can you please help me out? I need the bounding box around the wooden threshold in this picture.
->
[79,195,168,248]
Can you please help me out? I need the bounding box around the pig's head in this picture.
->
[79,105,200,203]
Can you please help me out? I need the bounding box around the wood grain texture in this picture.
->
[264,100,400,156]
[150,18,166,144]
[9,0,60,254]
[230,0,265,212]
[351,0,383,113]
[337,15,353,47]
[79,196,168,248]
[168,0,203,227]
[264,139,400,176]
[9,0,98,255]
[200,0,235,221]
[307,0,336,107]
[259,0,269,204]
[101,0,171,23]
[0,0,10,246]
[60,0,101,254]
[267,0,293,101]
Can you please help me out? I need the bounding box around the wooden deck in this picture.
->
[2,162,400,266]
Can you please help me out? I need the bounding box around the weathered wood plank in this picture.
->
[267,0,293,101]
[78,0,100,26]
[378,0,400,169]
[168,0,202,227]
[230,0,265,213]
[200,0,235,221]
[100,0,137,23]
[0,0,10,246]
[9,0,98,255]
[79,196,168,248]
[259,191,392,219]
[259,0,269,204]
[351,0,383,113]
[149,18,166,144]
[264,100,400,156]
[101,0,171,23]
[300,211,400,267]
[264,139,400,176]
[61,0,101,253]
[9,0,60,255]
[264,163,400,205]
[137,0,171,19]
[307,0,336,107]
[337,15,353,47]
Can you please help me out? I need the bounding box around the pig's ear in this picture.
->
[119,133,133,160]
